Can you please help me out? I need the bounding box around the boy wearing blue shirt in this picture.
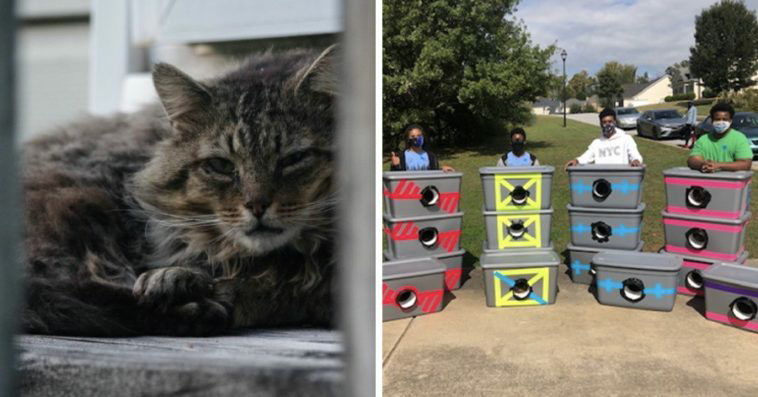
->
[496,128,539,166]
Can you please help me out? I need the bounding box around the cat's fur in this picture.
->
[20,47,338,336]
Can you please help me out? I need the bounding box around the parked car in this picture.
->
[614,107,641,129]
[696,111,758,158]
[635,109,687,140]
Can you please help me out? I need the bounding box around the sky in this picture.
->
[516,0,758,79]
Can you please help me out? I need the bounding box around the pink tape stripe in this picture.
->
[677,286,704,296]
[666,206,742,219]
[663,218,744,233]
[665,245,740,261]
[664,177,749,190]
[682,260,711,270]
[706,311,758,331]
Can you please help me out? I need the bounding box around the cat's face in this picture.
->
[134,48,337,259]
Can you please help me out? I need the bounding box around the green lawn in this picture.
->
[389,116,758,265]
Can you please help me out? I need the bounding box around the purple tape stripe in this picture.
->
[704,281,758,299]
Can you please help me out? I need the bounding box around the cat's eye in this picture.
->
[280,150,311,169]
[204,157,235,175]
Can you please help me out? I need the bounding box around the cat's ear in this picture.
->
[152,63,212,132]
[292,44,338,96]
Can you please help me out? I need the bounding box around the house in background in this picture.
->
[532,97,559,115]
[621,75,672,107]
[671,64,706,99]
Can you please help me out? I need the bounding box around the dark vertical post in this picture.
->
[561,49,567,127]
[0,0,20,395]
[338,0,375,395]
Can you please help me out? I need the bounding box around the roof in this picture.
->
[622,75,668,99]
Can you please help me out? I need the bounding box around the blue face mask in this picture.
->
[713,121,730,134]
[408,135,424,148]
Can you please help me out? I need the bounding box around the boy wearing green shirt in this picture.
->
[688,102,753,172]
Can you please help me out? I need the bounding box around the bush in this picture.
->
[723,89,758,113]
[582,103,596,113]
[665,93,696,102]
[702,89,717,99]
[569,103,584,114]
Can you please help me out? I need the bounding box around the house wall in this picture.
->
[629,77,673,107]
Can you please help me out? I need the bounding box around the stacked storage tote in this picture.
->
[566,165,646,285]
[479,167,560,308]
[382,171,464,321]
[661,167,752,297]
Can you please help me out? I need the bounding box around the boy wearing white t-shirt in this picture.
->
[564,108,643,169]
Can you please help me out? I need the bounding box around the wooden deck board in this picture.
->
[17,329,344,396]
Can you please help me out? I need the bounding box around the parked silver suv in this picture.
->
[614,107,641,129]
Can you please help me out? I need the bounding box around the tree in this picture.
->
[595,61,635,107]
[383,0,555,147]
[690,0,758,94]
[636,72,650,84]
[568,70,596,100]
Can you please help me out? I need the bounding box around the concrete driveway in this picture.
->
[383,262,758,396]
[561,113,758,170]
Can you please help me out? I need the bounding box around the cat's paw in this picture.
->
[160,298,233,336]
[133,266,211,310]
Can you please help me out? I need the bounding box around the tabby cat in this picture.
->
[20,46,338,336]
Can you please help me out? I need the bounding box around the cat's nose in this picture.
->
[244,198,271,218]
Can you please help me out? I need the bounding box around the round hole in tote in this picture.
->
[420,186,440,207]
[396,289,417,310]
[621,278,645,302]
[510,186,530,205]
[589,267,596,276]
[730,297,757,321]
[592,179,612,201]
[685,228,708,250]
[685,270,704,290]
[418,227,438,248]
[591,221,612,243]
[508,221,526,239]
[685,186,711,209]
[512,278,532,300]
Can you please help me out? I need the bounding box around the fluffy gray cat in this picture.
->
[20,47,338,336]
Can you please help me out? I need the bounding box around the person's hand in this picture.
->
[630,159,642,167]
[701,161,720,173]
[564,159,578,171]
[390,151,400,167]
[441,165,455,172]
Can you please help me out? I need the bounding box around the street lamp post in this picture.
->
[561,49,567,128]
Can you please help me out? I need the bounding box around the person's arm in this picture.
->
[389,151,404,171]
[496,156,506,167]
[626,135,643,166]
[698,134,753,172]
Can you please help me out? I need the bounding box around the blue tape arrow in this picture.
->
[571,224,591,233]
[598,277,623,292]
[615,224,639,237]
[611,180,639,195]
[572,260,590,275]
[570,181,593,195]
[644,283,675,299]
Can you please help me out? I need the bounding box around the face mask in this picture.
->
[408,135,424,148]
[602,123,615,138]
[511,141,525,153]
[713,121,730,134]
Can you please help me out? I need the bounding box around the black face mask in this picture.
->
[511,141,525,153]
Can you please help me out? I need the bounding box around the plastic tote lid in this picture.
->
[566,164,646,173]
[703,263,758,290]
[479,166,555,175]
[480,250,560,270]
[567,203,646,214]
[663,166,752,180]
[567,241,644,254]
[592,251,682,272]
[661,210,751,225]
[383,257,446,280]
[383,170,463,180]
